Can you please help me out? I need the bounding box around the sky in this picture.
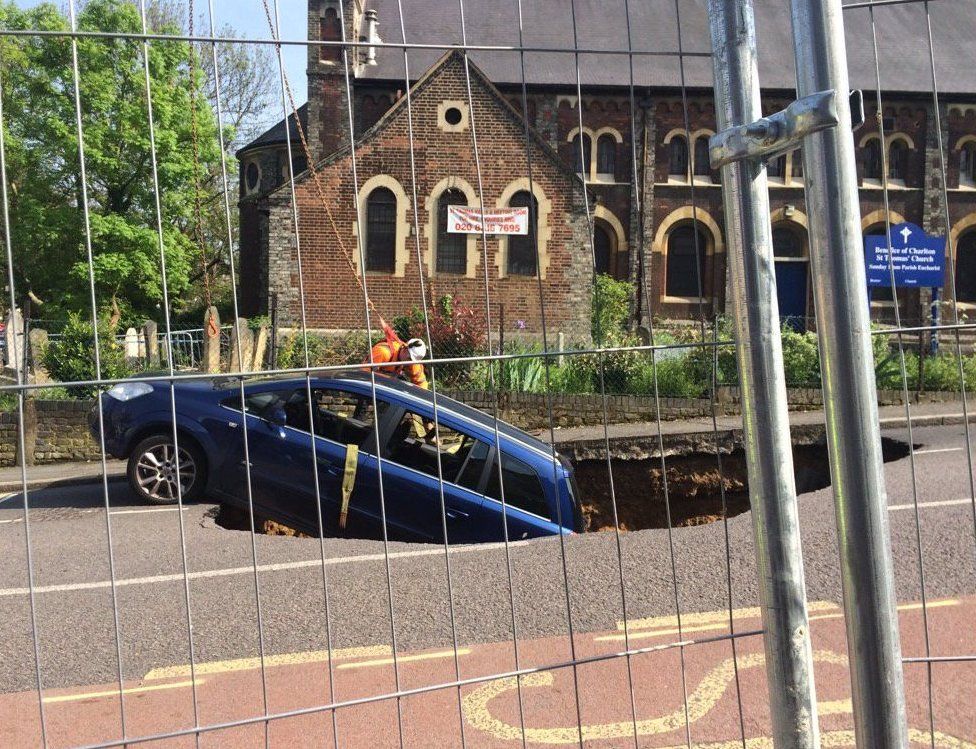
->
[14,0,310,110]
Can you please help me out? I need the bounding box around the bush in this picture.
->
[627,354,705,398]
[406,294,487,387]
[43,313,130,397]
[780,327,821,386]
[591,274,633,344]
[276,330,370,371]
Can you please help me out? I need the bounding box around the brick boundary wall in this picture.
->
[0,389,965,466]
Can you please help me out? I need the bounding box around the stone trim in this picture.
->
[861,208,907,231]
[353,174,412,277]
[437,99,470,133]
[495,178,553,280]
[593,204,628,255]
[423,176,480,278]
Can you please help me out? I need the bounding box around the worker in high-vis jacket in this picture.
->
[367,319,429,389]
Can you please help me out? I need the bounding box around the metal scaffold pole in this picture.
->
[707,1,819,745]
[789,0,908,745]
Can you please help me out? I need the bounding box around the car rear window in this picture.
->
[486,452,550,520]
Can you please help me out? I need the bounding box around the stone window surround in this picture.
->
[592,204,628,265]
[495,178,553,280]
[661,128,714,185]
[953,135,976,189]
[566,126,623,182]
[859,131,915,189]
[423,176,481,278]
[244,158,263,195]
[353,175,412,277]
[949,211,976,311]
[437,100,470,133]
[653,205,723,304]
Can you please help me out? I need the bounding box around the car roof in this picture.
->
[218,369,558,459]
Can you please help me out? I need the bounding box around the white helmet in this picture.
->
[406,338,427,362]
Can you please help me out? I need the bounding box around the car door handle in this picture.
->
[446,508,469,521]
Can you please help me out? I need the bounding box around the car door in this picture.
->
[473,446,565,541]
[377,405,486,543]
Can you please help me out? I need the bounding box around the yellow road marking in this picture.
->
[144,645,391,680]
[337,648,471,671]
[461,650,975,747]
[615,600,839,633]
[43,679,202,704]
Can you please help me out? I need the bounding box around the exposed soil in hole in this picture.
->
[574,437,912,532]
[208,504,313,538]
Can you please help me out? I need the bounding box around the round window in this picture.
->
[444,107,463,126]
[245,162,260,191]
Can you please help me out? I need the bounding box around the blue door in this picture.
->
[775,261,808,331]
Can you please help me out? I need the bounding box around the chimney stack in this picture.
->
[364,9,378,65]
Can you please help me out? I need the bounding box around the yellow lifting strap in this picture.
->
[338,443,359,530]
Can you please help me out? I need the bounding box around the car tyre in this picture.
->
[127,434,206,505]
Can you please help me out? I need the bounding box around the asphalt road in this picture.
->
[1,422,975,746]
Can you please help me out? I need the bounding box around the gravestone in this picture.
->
[143,320,159,368]
[201,306,221,374]
[5,307,24,370]
[228,318,253,374]
[28,328,49,384]
[251,325,268,371]
[124,327,140,364]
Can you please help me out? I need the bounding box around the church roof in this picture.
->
[357,0,976,95]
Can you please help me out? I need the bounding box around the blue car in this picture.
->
[91,372,583,542]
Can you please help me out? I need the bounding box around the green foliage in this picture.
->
[276,330,370,371]
[591,274,634,344]
[42,313,130,396]
[0,0,222,320]
[780,326,821,386]
[405,294,487,387]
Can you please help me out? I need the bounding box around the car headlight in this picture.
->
[105,382,153,402]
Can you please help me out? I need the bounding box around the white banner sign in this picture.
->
[447,206,528,235]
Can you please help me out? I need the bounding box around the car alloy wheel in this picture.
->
[134,442,196,502]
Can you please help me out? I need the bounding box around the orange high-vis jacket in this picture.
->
[367,320,429,389]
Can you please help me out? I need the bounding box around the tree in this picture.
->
[0,0,222,326]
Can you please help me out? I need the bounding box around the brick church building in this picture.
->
[237,0,976,336]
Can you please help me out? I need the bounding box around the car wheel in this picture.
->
[128,434,205,505]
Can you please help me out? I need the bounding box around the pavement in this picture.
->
[0,418,975,747]
[2,398,974,491]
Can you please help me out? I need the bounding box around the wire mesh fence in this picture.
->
[0,0,974,748]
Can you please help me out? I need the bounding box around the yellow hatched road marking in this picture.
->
[461,650,975,747]
[43,679,202,704]
[143,644,391,680]
[615,600,839,633]
[337,648,471,671]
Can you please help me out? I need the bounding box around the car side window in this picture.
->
[486,451,550,520]
[383,410,476,482]
[456,439,490,493]
[222,391,285,416]
[310,388,377,446]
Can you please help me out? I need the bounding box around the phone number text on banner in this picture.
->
[447,206,528,235]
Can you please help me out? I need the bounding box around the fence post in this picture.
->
[788,0,908,745]
[707,1,819,745]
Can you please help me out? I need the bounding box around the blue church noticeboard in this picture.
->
[864,222,945,288]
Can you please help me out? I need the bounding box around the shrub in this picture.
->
[591,274,633,344]
[276,331,370,371]
[43,313,130,397]
[780,327,821,386]
[627,354,705,398]
[407,294,487,387]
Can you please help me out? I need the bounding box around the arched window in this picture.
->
[436,189,467,274]
[888,139,908,181]
[791,149,803,181]
[864,225,895,301]
[320,7,342,64]
[959,142,976,187]
[365,187,397,272]
[772,227,804,258]
[863,138,883,180]
[596,134,616,179]
[669,135,688,178]
[693,136,711,178]
[508,191,538,276]
[594,223,613,276]
[666,224,708,298]
[767,153,787,180]
[572,133,592,176]
[955,231,976,303]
